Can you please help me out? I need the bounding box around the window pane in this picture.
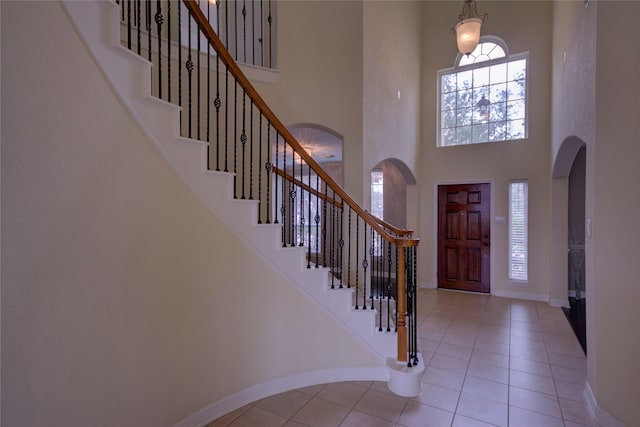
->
[489,121,507,141]
[507,80,526,100]
[442,128,456,146]
[442,109,456,128]
[456,126,472,144]
[509,181,528,281]
[457,70,473,90]
[472,124,488,143]
[456,107,472,126]
[507,119,526,139]
[507,100,526,120]
[371,170,383,219]
[441,73,456,93]
[490,102,507,122]
[508,59,527,81]
[489,63,507,85]
[457,89,473,108]
[490,83,507,103]
[473,67,490,86]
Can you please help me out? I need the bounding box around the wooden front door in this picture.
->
[438,183,491,293]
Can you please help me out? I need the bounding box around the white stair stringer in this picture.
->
[62,0,424,397]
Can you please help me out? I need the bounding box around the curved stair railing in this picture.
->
[115,0,420,367]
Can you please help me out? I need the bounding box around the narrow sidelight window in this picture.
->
[509,180,528,281]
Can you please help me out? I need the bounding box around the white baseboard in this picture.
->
[173,367,389,427]
[585,381,626,427]
[491,289,549,302]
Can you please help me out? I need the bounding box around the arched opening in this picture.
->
[552,136,587,354]
[370,158,417,230]
[567,145,587,353]
[289,124,343,187]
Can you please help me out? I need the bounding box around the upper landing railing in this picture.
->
[116,0,420,366]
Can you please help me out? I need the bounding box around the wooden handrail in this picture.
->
[371,216,414,237]
[272,167,343,209]
[183,0,418,248]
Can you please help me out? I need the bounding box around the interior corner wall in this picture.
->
[591,2,640,425]
[253,0,364,206]
[0,2,382,426]
[420,1,553,296]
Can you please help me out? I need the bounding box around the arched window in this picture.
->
[438,37,528,146]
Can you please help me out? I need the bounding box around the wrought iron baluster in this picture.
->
[249,100,254,200]
[288,149,296,247]
[272,123,284,224]
[167,0,171,103]
[281,137,287,246]
[307,162,312,268]
[251,0,255,65]
[147,0,152,62]
[233,80,238,198]
[265,123,272,224]
[136,0,141,55]
[155,0,163,99]
[355,217,360,309]
[369,228,374,310]
[386,241,392,332]
[268,0,272,68]
[186,17,195,137]
[362,222,368,310]
[257,113,263,223]
[298,151,304,247]
[322,184,328,268]
[314,174,320,267]
[338,204,344,288]
[260,0,264,67]
[242,1,247,63]
[241,91,247,199]
[127,0,132,50]
[347,207,351,287]
[224,65,229,171]
[234,1,238,60]
[395,245,398,331]
[330,190,335,289]
[197,9,201,141]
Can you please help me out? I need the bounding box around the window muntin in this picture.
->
[509,181,528,281]
[438,39,528,147]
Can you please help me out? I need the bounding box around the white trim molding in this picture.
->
[173,367,389,427]
[585,381,626,427]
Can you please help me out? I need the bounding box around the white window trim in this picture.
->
[509,180,528,282]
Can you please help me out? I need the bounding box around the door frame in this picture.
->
[433,179,495,293]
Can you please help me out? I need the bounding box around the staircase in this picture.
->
[61,0,424,423]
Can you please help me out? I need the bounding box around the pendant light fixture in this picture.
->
[453,0,487,56]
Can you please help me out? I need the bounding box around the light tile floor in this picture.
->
[207,289,596,427]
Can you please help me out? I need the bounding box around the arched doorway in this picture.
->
[370,158,417,230]
[553,136,587,354]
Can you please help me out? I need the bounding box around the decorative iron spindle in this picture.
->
[155,0,163,99]
[257,113,263,223]
[330,191,335,289]
[307,163,312,268]
[136,0,141,55]
[322,185,328,268]
[224,67,229,171]
[197,13,201,141]
[355,217,359,309]
[347,208,352,287]
[167,0,171,103]
[147,0,152,61]
[338,205,344,288]
[362,222,368,310]
[241,91,247,199]
[249,100,254,200]
[268,0,272,68]
[186,16,193,138]
[242,1,247,63]
[386,241,392,332]
[265,124,272,224]
[127,0,132,50]
[298,151,304,247]
[233,80,238,198]
[313,175,319,266]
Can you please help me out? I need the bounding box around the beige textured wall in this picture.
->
[254,1,364,205]
[419,1,553,294]
[591,2,640,425]
[0,2,382,426]
[363,1,422,211]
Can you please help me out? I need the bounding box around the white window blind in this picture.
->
[509,181,528,281]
